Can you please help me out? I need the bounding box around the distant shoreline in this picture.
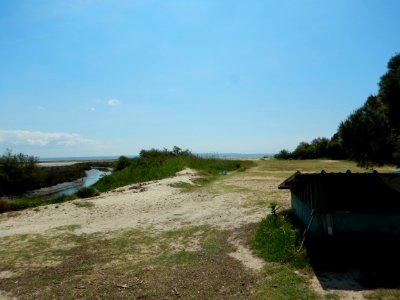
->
[39,153,274,163]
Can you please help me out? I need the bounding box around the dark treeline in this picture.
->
[0,149,114,196]
[275,53,400,166]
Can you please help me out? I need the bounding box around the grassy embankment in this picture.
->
[93,149,251,193]
[0,149,253,213]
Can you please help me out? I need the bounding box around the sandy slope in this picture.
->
[0,169,265,238]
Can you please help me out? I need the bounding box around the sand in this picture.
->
[0,169,266,238]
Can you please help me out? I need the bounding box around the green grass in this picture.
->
[256,158,396,173]
[73,201,95,208]
[249,213,325,299]
[0,193,77,213]
[93,152,253,193]
[250,213,308,268]
[256,265,318,300]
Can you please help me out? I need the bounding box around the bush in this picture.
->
[77,187,99,198]
[251,213,307,268]
[274,149,292,160]
[0,198,10,213]
[115,156,131,171]
[0,149,39,196]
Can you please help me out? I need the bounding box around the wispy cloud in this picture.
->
[0,130,96,147]
[107,98,120,106]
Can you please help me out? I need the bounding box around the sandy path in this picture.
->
[0,169,265,238]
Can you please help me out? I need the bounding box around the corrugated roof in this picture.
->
[279,170,400,192]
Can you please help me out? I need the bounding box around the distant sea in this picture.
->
[39,153,274,162]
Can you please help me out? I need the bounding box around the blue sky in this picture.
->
[1,0,400,158]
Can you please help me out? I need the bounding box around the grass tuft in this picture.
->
[76,187,99,198]
[250,212,308,269]
[73,201,95,208]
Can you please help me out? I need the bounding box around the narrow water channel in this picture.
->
[26,168,112,199]
[51,169,112,198]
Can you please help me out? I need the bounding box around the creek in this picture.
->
[26,168,112,199]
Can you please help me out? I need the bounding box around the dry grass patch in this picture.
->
[0,225,265,299]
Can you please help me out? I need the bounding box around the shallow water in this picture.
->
[27,168,111,199]
[51,168,111,198]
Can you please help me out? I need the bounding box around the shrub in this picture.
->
[115,156,131,171]
[0,198,10,213]
[251,213,307,268]
[0,149,39,196]
[77,187,99,198]
[73,201,95,208]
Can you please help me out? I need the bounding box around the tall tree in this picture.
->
[379,54,400,130]
[338,95,393,166]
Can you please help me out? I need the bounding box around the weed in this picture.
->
[53,224,82,231]
[76,187,99,198]
[268,201,280,215]
[73,201,95,208]
[250,213,308,268]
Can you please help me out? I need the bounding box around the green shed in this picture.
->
[279,171,400,239]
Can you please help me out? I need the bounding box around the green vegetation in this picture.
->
[276,53,400,167]
[73,201,95,208]
[76,187,100,198]
[250,212,307,268]
[0,147,252,213]
[250,212,320,299]
[0,149,39,196]
[115,155,131,171]
[275,136,345,161]
[0,194,75,213]
[93,147,253,193]
[0,148,114,197]
[255,265,318,300]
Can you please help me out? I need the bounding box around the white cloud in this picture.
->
[0,130,96,147]
[107,98,120,106]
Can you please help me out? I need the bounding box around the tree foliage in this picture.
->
[115,155,131,171]
[275,136,345,160]
[0,149,39,196]
[337,96,394,165]
[337,53,400,166]
[275,53,400,166]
